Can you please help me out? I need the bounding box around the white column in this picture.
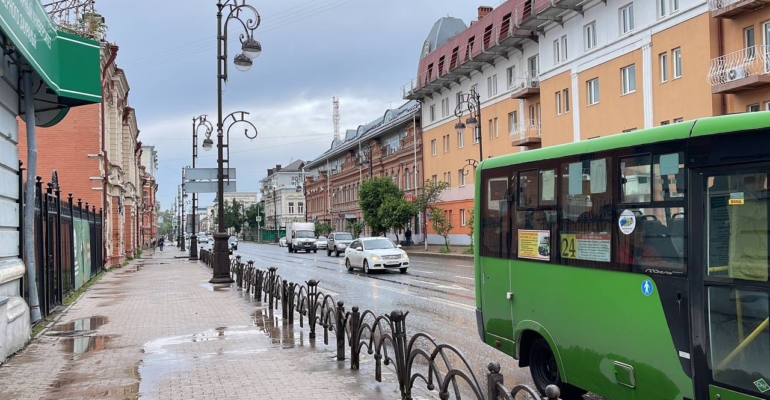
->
[571,72,580,142]
[642,42,654,129]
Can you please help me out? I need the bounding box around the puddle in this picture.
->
[59,335,112,359]
[48,316,108,337]
[252,307,303,349]
[199,282,233,292]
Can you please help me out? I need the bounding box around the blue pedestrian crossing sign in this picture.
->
[641,279,654,297]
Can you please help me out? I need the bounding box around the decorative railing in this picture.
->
[508,71,540,91]
[511,119,541,141]
[198,254,564,400]
[708,0,755,10]
[708,45,770,86]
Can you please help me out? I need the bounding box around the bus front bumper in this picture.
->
[475,308,484,342]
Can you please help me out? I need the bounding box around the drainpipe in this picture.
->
[717,19,726,115]
[22,70,41,322]
[101,44,118,265]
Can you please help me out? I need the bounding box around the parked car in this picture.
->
[279,237,287,247]
[316,236,328,250]
[228,236,238,251]
[344,237,409,274]
[327,232,354,257]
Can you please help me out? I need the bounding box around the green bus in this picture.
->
[473,112,770,400]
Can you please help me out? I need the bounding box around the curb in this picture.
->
[406,251,474,261]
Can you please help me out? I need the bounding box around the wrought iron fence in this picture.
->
[20,167,104,318]
[214,256,562,400]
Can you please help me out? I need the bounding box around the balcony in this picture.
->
[509,71,540,99]
[709,0,770,18]
[708,45,770,94]
[515,0,584,31]
[510,119,542,147]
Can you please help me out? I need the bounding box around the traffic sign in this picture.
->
[256,216,262,222]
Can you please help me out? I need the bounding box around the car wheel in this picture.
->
[345,258,353,272]
[529,339,586,400]
[363,260,370,274]
[327,250,331,257]
[335,250,340,257]
[399,268,407,274]
[313,249,317,253]
[287,246,292,253]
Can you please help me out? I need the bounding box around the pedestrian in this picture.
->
[405,227,412,247]
[158,236,165,252]
[151,237,157,252]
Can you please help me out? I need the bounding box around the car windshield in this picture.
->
[335,233,353,240]
[364,239,395,250]
[296,231,315,238]
[228,237,237,243]
[317,236,327,240]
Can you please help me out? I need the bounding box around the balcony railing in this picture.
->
[708,45,770,93]
[508,70,540,91]
[510,119,541,145]
[708,0,770,17]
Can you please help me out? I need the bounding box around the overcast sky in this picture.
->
[96,0,480,211]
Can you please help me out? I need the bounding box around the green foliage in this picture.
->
[359,177,402,236]
[347,221,364,238]
[463,247,474,255]
[224,199,243,233]
[429,207,453,252]
[466,211,475,253]
[440,247,451,254]
[414,180,450,249]
[157,209,174,237]
[315,222,333,236]
[244,203,265,228]
[378,195,417,241]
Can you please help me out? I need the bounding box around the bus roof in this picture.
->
[480,111,770,170]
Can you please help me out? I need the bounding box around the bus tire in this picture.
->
[529,338,586,400]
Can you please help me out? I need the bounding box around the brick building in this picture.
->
[304,101,423,240]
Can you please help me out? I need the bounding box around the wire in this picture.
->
[145,133,331,141]
[123,0,362,72]
[159,135,329,162]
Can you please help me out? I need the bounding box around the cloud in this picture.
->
[143,93,406,210]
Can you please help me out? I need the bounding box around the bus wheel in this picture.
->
[529,339,586,400]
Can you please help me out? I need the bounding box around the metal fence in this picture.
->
[20,168,104,318]
[197,251,561,400]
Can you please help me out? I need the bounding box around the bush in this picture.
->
[463,247,474,255]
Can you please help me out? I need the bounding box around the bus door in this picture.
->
[691,165,770,400]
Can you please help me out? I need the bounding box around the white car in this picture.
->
[279,237,287,247]
[345,237,409,274]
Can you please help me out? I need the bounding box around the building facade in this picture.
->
[140,145,159,247]
[304,101,423,239]
[404,0,770,244]
[259,161,307,233]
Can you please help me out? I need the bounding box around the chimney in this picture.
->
[275,164,282,172]
[267,169,273,176]
[478,6,493,20]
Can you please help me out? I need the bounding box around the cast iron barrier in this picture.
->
[212,257,562,400]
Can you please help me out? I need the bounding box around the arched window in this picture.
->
[405,169,411,190]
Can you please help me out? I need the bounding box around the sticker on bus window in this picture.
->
[618,209,636,235]
[729,192,745,205]
[560,234,611,262]
[518,230,550,261]
[659,153,680,175]
[754,378,770,393]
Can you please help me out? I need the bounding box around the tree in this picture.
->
[378,195,416,243]
[359,177,402,236]
[157,209,174,237]
[347,220,364,238]
[429,207,453,252]
[414,179,450,250]
[223,199,243,234]
[465,211,475,255]
[315,222,333,236]
[244,203,264,227]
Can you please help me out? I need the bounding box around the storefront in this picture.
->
[0,0,100,363]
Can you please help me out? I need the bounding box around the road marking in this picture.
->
[455,264,474,268]
[455,276,475,281]
[409,269,434,274]
[412,279,439,286]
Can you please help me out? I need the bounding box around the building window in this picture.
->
[766,101,770,111]
[673,117,684,123]
[447,171,452,186]
[745,26,755,59]
[528,55,539,76]
[488,117,498,139]
[443,134,450,153]
[288,202,295,214]
[561,35,568,61]
[553,39,561,64]
[441,98,449,117]
[405,169,411,190]
[456,91,463,108]
[555,91,562,115]
[298,202,304,214]
[584,22,597,50]
[460,209,467,226]
[748,103,761,112]
[587,78,600,105]
[506,66,516,87]
[621,65,636,95]
[471,83,478,95]
[659,53,669,82]
[620,3,634,35]
[431,139,437,156]
[673,48,682,78]
[658,0,667,18]
[473,127,480,144]
[459,169,466,187]
[508,111,518,134]
[661,120,670,125]
[563,89,570,112]
[487,74,498,97]
[672,0,679,12]
[457,130,464,148]
[432,175,438,185]
[430,105,436,122]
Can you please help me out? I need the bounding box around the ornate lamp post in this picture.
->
[189,115,214,260]
[454,87,483,175]
[210,0,262,284]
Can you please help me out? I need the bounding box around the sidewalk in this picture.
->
[0,249,425,400]
[405,245,473,260]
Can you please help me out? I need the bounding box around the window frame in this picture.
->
[584,21,597,50]
[555,91,562,115]
[660,52,669,83]
[563,88,570,112]
[431,139,437,156]
[461,209,467,227]
[430,105,436,122]
[553,39,561,64]
[457,130,464,149]
[587,78,600,106]
[561,35,568,61]
[620,3,635,35]
[673,48,682,78]
[459,169,466,187]
[621,64,636,95]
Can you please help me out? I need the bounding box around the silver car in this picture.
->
[316,236,328,250]
[327,231,354,257]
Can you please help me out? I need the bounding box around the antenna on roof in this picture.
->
[333,97,340,141]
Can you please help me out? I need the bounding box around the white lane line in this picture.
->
[416,261,439,265]
[455,276,475,281]
[412,279,440,286]
[409,269,434,274]
[455,264,474,268]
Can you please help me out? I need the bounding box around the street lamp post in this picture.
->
[210,0,262,284]
[272,185,279,243]
[454,87,483,175]
[190,115,214,260]
[180,168,187,252]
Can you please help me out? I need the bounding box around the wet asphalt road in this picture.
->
[230,241,530,392]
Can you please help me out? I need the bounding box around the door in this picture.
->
[349,240,363,267]
[691,165,770,400]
